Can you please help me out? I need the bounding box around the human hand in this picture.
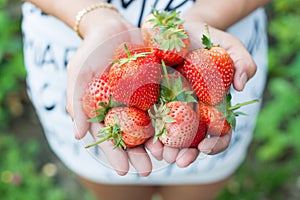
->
[145,22,256,167]
[66,9,136,138]
[183,22,256,156]
[66,10,153,176]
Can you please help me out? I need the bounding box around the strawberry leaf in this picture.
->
[149,8,188,52]
[202,34,214,50]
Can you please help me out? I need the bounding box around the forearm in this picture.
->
[26,0,99,27]
[184,0,271,30]
[24,0,121,38]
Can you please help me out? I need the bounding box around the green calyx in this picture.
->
[113,43,151,66]
[149,8,188,52]
[148,104,176,143]
[87,96,122,123]
[85,115,126,149]
[159,60,197,104]
[217,93,259,130]
[151,8,183,28]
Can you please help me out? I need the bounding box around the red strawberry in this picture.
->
[82,72,111,121]
[182,31,235,105]
[141,8,190,66]
[149,101,199,148]
[190,116,207,148]
[109,44,162,111]
[199,102,231,137]
[85,107,154,149]
[199,94,259,136]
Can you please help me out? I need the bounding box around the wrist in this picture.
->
[79,8,126,39]
[73,2,120,38]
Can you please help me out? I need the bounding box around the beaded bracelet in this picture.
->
[73,2,119,38]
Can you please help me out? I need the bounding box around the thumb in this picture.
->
[232,55,257,91]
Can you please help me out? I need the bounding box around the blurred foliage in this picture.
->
[0,0,26,129]
[0,132,96,200]
[256,0,300,164]
[0,133,66,200]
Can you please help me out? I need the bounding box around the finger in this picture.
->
[73,118,89,140]
[127,146,152,177]
[90,123,130,176]
[100,141,130,176]
[176,148,199,168]
[163,146,180,164]
[198,132,232,155]
[220,33,257,91]
[66,44,92,139]
[232,54,257,91]
[144,138,164,161]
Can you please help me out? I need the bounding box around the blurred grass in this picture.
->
[0,0,300,199]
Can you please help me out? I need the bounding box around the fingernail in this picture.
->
[201,149,211,154]
[239,72,248,90]
[73,123,81,140]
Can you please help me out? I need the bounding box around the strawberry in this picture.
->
[199,94,259,136]
[199,102,231,137]
[85,107,154,149]
[149,61,204,148]
[189,120,207,148]
[82,72,111,121]
[141,8,190,66]
[149,101,200,148]
[182,29,235,105]
[109,44,161,111]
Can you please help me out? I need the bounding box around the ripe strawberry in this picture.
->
[109,44,161,111]
[182,30,235,105]
[199,102,231,137]
[149,101,199,148]
[141,8,190,66]
[82,72,111,121]
[199,94,259,136]
[85,107,154,149]
[190,116,207,148]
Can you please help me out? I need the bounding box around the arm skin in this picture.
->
[184,0,271,30]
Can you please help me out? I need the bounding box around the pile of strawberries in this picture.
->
[83,9,258,150]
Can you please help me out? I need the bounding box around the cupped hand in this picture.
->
[66,10,152,176]
[146,22,256,167]
[183,22,256,157]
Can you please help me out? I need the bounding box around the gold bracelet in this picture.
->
[73,2,119,38]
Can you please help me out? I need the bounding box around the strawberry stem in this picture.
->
[161,60,171,89]
[124,43,131,58]
[228,99,259,111]
[202,24,214,49]
[84,132,113,148]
